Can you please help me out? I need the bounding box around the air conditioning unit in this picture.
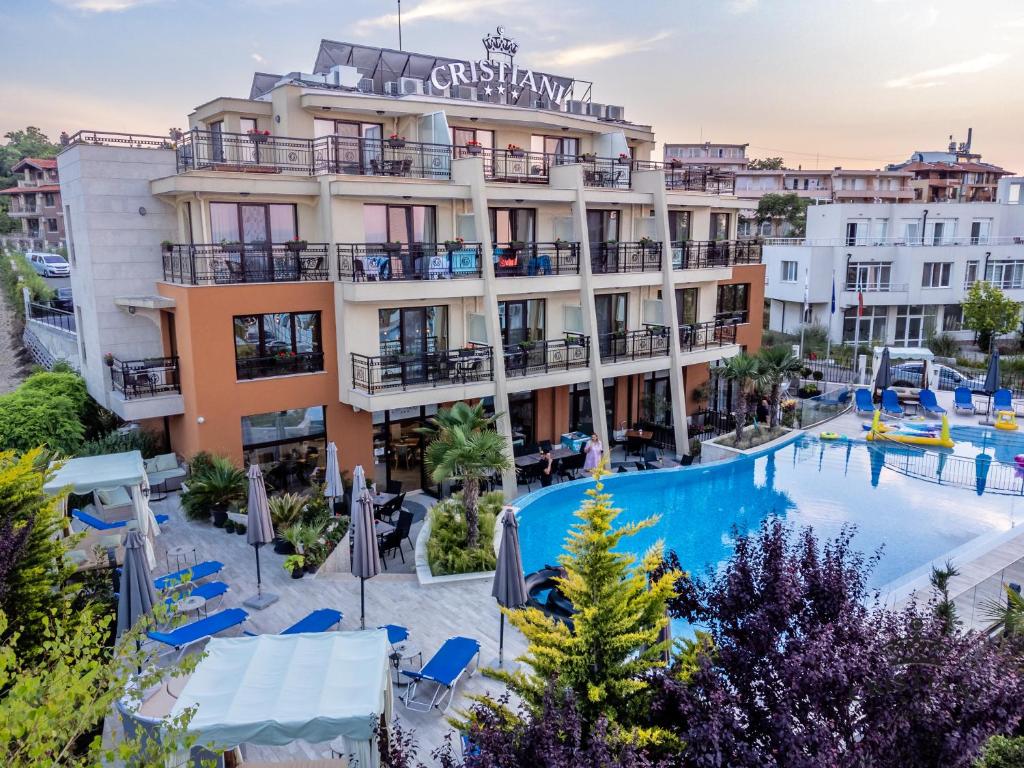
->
[605,105,624,121]
[383,81,400,96]
[328,65,362,87]
[565,100,587,115]
[588,103,607,119]
[357,77,374,94]
[424,82,449,97]
[455,85,477,100]
[399,77,424,95]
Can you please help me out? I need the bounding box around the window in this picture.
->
[985,262,1024,289]
[314,118,384,173]
[942,304,963,332]
[846,262,891,290]
[668,210,691,242]
[842,305,887,343]
[716,284,749,321]
[642,371,672,426]
[970,219,992,244]
[965,260,979,286]
[845,221,868,246]
[46,218,58,233]
[894,305,937,347]
[921,262,951,288]
[902,220,921,243]
[780,261,798,283]
[498,299,545,345]
[378,306,448,353]
[43,193,55,207]
[676,287,698,326]
[210,202,297,244]
[489,208,535,244]
[241,406,326,470]
[530,135,579,163]
[710,213,730,241]
[233,312,323,380]
[508,392,536,448]
[363,204,436,244]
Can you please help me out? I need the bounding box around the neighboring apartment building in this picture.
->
[663,142,749,173]
[763,202,1024,346]
[0,157,65,250]
[58,33,764,494]
[887,131,1012,203]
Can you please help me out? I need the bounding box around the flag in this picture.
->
[858,291,864,317]
[830,274,836,315]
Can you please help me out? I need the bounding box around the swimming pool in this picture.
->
[516,434,1022,601]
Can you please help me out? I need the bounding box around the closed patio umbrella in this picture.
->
[117,530,157,639]
[243,464,279,610]
[975,452,993,496]
[324,442,344,515]
[874,347,892,393]
[351,465,381,630]
[869,445,885,488]
[982,349,1001,425]
[491,507,528,667]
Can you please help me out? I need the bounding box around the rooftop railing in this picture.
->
[351,345,493,394]
[634,161,737,193]
[493,241,580,276]
[336,242,482,281]
[61,130,175,151]
[110,356,180,399]
[502,334,590,377]
[162,243,330,285]
[590,241,662,273]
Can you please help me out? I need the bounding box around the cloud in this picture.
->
[251,53,267,65]
[52,0,154,11]
[354,0,506,33]
[531,31,672,68]
[728,0,758,13]
[884,53,1009,89]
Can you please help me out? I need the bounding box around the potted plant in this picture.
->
[224,519,236,533]
[160,240,174,254]
[285,236,307,253]
[283,554,305,579]
[235,522,247,535]
[517,339,536,351]
[179,455,247,524]
[465,139,483,156]
[247,128,270,144]
[282,523,307,557]
[220,239,243,254]
[509,240,525,253]
[580,152,596,162]
[103,352,115,368]
[507,143,525,158]
[387,133,406,149]
[638,236,655,248]
[669,157,683,169]
[382,240,402,254]
[444,237,465,253]
[617,152,631,165]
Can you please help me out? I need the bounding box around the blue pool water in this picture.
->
[516,434,1022,595]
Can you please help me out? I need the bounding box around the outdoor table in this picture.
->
[514,445,575,468]
[148,479,169,503]
[176,594,206,616]
[165,544,196,573]
[625,429,653,441]
[370,492,397,509]
[374,520,395,537]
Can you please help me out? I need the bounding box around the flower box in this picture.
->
[465,143,483,156]
[387,136,406,149]
[285,239,308,253]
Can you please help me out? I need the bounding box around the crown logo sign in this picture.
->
[482,26,518,57]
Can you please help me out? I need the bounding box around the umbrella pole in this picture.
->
[255,544,262,597]
[498,613,505,666]
[360,576,366,630]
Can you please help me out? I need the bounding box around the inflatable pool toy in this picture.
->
[820,431,844,440]
[995,410,1019,431]
[865,410,955,448]
[524,565,574,629]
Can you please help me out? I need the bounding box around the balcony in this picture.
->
[108,356,184,420]
[591,241,662,274]
[236,351,324,381]
[27,303,75,333]
[679,319,739,352]
[843,282,909,293]
[461,146,557,183]
[494,242,580,276]
[581,156,634,189]
[162,243,329,285]
[351,345,493,395]
[503,335,590,378]
[635,161,737,194]
[337,243,482,282]
[599,328,670,363]
[673,240,762,270]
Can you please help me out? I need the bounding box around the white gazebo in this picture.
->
[170,630,393,767]
[43,450,160,568]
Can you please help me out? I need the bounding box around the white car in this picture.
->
[27,251,70,277]
[889,362,986,397]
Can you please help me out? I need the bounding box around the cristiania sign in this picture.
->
[429,27,569,104]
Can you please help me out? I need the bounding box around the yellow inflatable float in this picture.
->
[865,410,955,448]
[995,410,1019,431]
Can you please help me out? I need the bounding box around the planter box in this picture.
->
[387,139,406,149]
[285,241,307,253]
[466,145,482,155]
[702,427,798,464]
[414,509,502,586]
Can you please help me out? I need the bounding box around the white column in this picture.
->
[451,157,518,497]
[549,164,609,451]
[633,169,690,458]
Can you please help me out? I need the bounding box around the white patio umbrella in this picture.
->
[350,465,381,630]
[324,442,344,515]
[243,464,279,610]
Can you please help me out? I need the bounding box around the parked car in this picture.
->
[27,252,70,277]
[889,362,986,396]
[51,287,73,312]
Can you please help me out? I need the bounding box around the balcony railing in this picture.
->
[236,351,325,380]
[110,356,180,400]
[351,345,493,394]
[679,319,738,352]
[176,130,316,174]
[162,243,330,285]
[767,236,1024,247]
[581,156,633,189]
[591,241,662,273]
[965,279,1024,291]
[599,327,670,363]
[843,282,909,292]
[459,146,555,183]
[673,240,762,269]
[503,335,590,377]
[634,161,737,193]
[313,135,452,179]
[337,243,482,281]
[493,242,580,276]
[27,302,75,332]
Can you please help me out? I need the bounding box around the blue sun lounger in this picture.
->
[72,508,169,531]
[881,388,904,417]
[954,387,975,415]
[164,580,229,611]
[994,388,1013,412]
[153,560,224,591]
[918,388,946,415]
[146,608,248,658]
[281,609,343,635]
[402,636,481,712]
[854,388,875,415]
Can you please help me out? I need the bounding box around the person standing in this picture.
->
[539,448,554,487]
[583,433,604,471]
[756,398,769,425]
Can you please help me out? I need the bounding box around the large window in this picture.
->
[378,306,448,353]
[846,262,892,290]
[894,305,937,347]
[241,406,326,478]
[530,135,578,163]
[921,262,951,288]
[508,392,536,452]
[363,204,436,244]
[642,371,672,426]
[710,213,730,241]
[668,210,691,242]
[943,304,963,332]
[780,261,798,283]
[452,127,494,152]
[489,208,535,243]
[498,299,545,345]
[716,284,749,321]
[210,202,297,244]
[314,118,383,174]
[233,311,322,380]
[965,260,979,286]
[842,305,887,343]
[676,287,698,326]
[985,262,1024,289]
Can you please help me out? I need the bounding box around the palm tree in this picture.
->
[984,584,1024,637]
[720,353,760,446]
[757,346,804,428]
[421,402,511,549]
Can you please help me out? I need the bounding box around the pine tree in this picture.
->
[489,460,679,743]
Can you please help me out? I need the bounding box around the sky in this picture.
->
[1,0,1022,172]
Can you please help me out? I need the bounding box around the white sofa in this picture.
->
[144,453,188,491]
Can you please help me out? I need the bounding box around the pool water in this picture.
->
[950,425,1024,464]
[516,435,1021,599]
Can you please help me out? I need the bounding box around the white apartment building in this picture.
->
[764,201,1024,346]
[663,142,749,173]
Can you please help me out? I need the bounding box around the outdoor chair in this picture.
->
[919,389,947,415]
[385,480,403,495]
[402,636,481,712]
[557,452,586,482]
[146,608,248,659]
[954,387,975,415]
[994,388,1013,412]
[280,609,343,635]
[153,560,225,591]
[72,507,169,531]
[881,389,904,417]
[517,461,545,491]
[381,510,414,563]
[854,388,876,416]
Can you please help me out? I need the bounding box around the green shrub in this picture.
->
[926,332,960,359]
[426,491,503,576]
[180,455,246,520]
[0,389,83,454]
[975,735,1024,768]
[268,492,307,532]
[77,428,161,459]
[188,451,215,477]
[0,251,54,315]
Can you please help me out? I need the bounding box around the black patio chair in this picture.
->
[517,461,545,491]
[386,480,403,495]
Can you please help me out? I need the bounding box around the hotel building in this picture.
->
[663,142,749,174]
[0,157,65,251]
[57,34,763,493]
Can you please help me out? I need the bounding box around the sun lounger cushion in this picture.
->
[403,636,480,686]
[147,608,248,649]
[72,508,127,531]
[881,389,903,415]
[281,609,343,635]
[855,389,874,412]
[154,560,224,591]
[919,389,946,414]
[97,486,132,507]
[994,389,1013,409]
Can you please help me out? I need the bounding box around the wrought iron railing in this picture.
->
[581,156,633,189]
[679,320,738,352]
[27,302,75,333]
[235,351,324,380]
[336,243,482,281]
[351,345,494,394]
[162,243,329,285]
[688,409,739,441]
[313,135,453,179]
[842,282,909,292]
[591,241,662,273]
[493,242,580,276]
[672,240,762,269]
[633,161,737,193]
[458,146,563,183]
[599,327,670,363]
[61,130,174,151]
[503,335,590,377]
[176,129,314,174]
[110,356,180,399]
